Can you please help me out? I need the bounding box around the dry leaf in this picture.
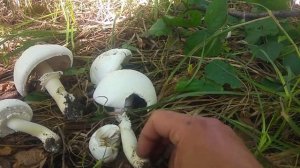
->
[13,148,47,168]
[0,81,18,100]
[0,146,12,156]
[0,82,15,92]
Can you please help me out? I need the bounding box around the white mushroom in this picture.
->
[93,69,157,110]
[14,44,82,119]
[93,69,157,168]
[89,124,120,163]
[90,49,132,85]
[0,99,61,153]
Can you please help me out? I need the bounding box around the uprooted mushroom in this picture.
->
[14,44,83,119]
[0,99,61,153]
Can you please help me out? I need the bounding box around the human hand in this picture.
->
[137,110,262,168]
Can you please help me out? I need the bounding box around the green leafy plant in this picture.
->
[148,0,300,165]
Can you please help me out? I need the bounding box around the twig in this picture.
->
[0,70,13,82]
[228,8,300,20]
[195,6,300,20]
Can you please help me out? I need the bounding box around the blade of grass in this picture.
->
[255,90,272,155]
[260,49,291,101]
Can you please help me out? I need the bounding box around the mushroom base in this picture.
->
[44,137,61,153]
[63,94,83,120]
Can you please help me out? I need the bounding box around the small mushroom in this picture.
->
[90,49,132,85]
[14,44,82,119]
[89,124,120,163]
[0,99,61,153]
[93,69,157,168]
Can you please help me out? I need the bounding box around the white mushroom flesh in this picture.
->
[13,44,81,119]
[89,124,120,162]
[7,118,61,153]
[90,49,132,85]
[0,99,61,153]
[93,69,157,109]
[36,61,75,114]
[90,50,157,167]
[119,113,148,168]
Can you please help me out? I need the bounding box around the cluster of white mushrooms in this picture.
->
[0,44,157,167]
[89,49,157,167]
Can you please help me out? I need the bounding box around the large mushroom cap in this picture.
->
[93,69,157,109]
[0,99,33,137]
[14,44,73,96]
[90,49,132,85]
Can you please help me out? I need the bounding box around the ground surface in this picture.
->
[1,0,300,168]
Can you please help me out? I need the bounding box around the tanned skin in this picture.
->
[137,110,262,168]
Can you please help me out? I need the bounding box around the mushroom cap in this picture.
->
[14,44,73,96]
[89,124,120,162]
[0,99,33,137]
[90,49,132,85]
[93,69,157,109]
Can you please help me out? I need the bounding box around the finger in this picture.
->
[137,110,191,158]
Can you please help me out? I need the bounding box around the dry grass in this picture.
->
[0,0,300,168]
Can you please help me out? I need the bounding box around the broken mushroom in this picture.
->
[0,99,61,153]
[93,69,157,168]
[14,44,82,119]
[89,124,120,163]
[90,48,132,85]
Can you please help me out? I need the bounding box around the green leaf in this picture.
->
[245,18,278,44]
[175,78,223,93]
[163,10,202,28]
[249,41,283,61]
[184,30,222,56]
[282,21,300,41]
[148,18,172,37]
[283,54,300,75]
[259,78,284,92]
[24,91,49,101]
[245,0,290,10]
[64,67,87,76]
[204,60,241,89]
[204,0,227,33]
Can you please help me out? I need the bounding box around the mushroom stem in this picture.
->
[118,113,148,168]
[35,62,81,119]
[6,118,60,153]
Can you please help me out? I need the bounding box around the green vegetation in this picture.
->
[1,0,300,167]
